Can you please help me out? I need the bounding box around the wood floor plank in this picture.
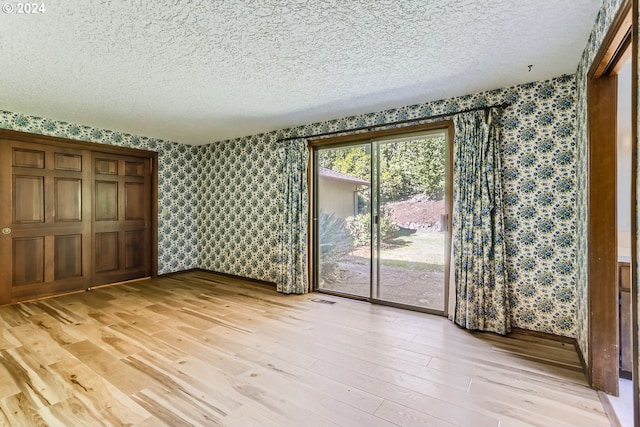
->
[124,350,242,416]
[0,392,51,426]
[375,400,458,427]
[308,358,500,427]
[0,348,72,408]
[133,384,229,427]
[236,346,386,414]
[48,358,151,425]
[0,271,612,427]
[69,323,144,357]
[236,366,398,427]
[467,378,610,426]
[151,329,253,376]
[8,323,73,366]
[295,413,343,427]
[63,340,155,395]
[0,359,22,399]
[428,356,600,403]
[0,327,20,351]
[108,321,186,361]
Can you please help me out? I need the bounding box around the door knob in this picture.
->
[1,227,11,235]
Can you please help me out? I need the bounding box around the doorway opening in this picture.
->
[586,0,637,425]
[312,124,452,314]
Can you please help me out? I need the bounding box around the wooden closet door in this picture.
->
[0,141,92,304]
[92,152,151,285]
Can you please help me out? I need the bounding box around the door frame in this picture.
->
[0,129,159,297]
[308,120,454,315]
[586,0,636,398]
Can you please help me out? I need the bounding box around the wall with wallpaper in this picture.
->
[196,74,579,337]
[573,0,625,368]
[0,110,198,275]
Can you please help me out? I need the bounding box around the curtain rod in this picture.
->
[276,102,512,143]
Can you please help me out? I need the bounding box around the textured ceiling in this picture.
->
[0,0,603,145]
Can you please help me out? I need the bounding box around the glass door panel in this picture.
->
[372,134,448,311]
[316,144,371,297]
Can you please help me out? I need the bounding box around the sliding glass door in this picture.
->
[314,129,450,313]
[316,144,371,297]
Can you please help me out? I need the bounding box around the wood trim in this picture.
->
[0,287,89,307]
[631,0,639,424]
[0,143,11,305]
[510,327,577,345]
[576,337,591,384]
[150,151,159,278]
[157,268,200,277]
[0,128,156,158]
[316,288,369,302]
[193,268,277,287]
[598,391,624,427]
[88,276,151,290]
[508,328,590,381]
[280,104,508,143]
[307,145,315,293]
[611,32,632,75]
[588,73,619,395]
[308,121,454,147]
[585,0,635,396]
[444,121,454,317]
[589,0,632,78]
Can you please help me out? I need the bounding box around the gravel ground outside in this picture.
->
[319,261,445,310]
[319,199,448,311]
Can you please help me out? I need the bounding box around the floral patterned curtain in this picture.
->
[276,138,309,294]
[453,108,510,335]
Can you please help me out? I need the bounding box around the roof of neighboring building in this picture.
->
[318,167,370,186]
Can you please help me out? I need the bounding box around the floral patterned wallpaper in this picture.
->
[574,0,625,367]
[0,110,198,275]
[196,74,579,337]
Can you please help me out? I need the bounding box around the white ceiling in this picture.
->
[0,0,603,146]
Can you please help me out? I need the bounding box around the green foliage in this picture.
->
[318,145,371,182]
[346,207,398,247]
[318,137,446,201]
[318,212,354,283]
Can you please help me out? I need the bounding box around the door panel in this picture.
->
[95,232,119,272]
[14,175,44,222]
[0,140,92,304]
[55,178,82,221]
[13,149,44,168]
[315,144,371,297]
[125,230,145,269]
[12,237,44,285]
[54,153,82,171]
[373,135,448,312]
[125,182,145,220]
[92,152,151,285]
[95,158,118,175]
[54,235,83,280]
[95,181,118,220]
[125,160,144,177]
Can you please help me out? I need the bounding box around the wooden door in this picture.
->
[92,152,151,285]
[0,140,92,304]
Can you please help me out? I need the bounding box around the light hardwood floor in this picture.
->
[0,271,611,426]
